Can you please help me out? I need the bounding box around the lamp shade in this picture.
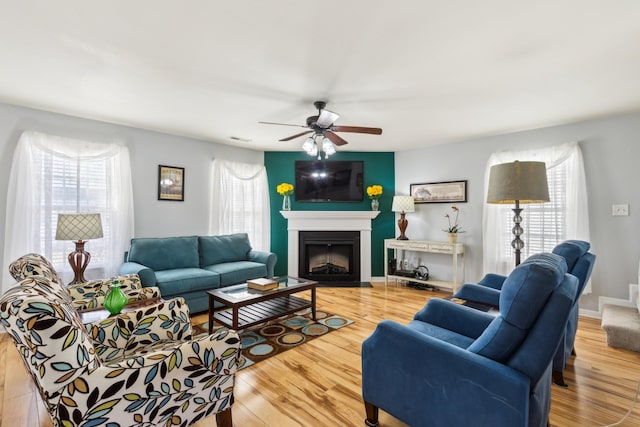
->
[55,213,104,241]
[487,161,550,204]
[391,196,415,213]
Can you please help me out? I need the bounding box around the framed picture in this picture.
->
[158,165,185,201]
[410,180,467,204]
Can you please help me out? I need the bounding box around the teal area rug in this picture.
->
[193,308,354,370]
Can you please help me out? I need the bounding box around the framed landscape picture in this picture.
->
[410,180,467,204]
[158,165,185,201]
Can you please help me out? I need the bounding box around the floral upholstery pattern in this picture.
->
[8,252,63,283]
[67,275,161,310]
[87,298,193,363]
[0,275,240,427]
[8,253,161,310]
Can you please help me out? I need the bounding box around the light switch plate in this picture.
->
[612,204,629,216]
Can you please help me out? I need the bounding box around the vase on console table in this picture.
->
[447,232,458,244]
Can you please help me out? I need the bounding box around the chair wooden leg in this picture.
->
[364,400,379,427]
[552,369,568,388]
[216,407,233,427]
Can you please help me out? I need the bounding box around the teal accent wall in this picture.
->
[264,151,395,278]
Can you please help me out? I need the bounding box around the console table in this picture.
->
[384,239,465,292]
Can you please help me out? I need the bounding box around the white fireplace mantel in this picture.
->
[280,210,380,281]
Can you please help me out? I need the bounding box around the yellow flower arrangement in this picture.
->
[276,182,294,196]
[366,184,383,199]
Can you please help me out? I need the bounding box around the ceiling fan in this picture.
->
[259,100,383,147]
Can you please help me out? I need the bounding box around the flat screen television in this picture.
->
[295,160,364,202]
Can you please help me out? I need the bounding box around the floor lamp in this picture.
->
[487,161,549,266]
[392,196,415,240]
[55,213,104,285]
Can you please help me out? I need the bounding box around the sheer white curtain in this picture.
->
[482,142,591,292]
[209,159,270,251]
[2,131,134,292]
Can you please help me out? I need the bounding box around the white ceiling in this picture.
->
[2,1,640,153]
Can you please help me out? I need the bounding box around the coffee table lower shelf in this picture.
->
[212,295,312,331]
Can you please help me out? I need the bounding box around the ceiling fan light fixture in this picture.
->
[305,141,318,156]
[302,137,315,153]
[322,137,336,156]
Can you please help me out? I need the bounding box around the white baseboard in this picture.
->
[578,308,602,319]
[590,284,639,319]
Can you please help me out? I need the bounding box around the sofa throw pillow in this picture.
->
[199,233,252,267]
[128,236,200,271]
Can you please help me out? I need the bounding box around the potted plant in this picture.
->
[444,205,464,243]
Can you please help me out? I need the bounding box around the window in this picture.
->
[483,142,590,291]
[209,160,270,251]
[37,148,111,272]
[2,131,134,291]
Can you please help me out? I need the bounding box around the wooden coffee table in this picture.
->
[206,276,317,333]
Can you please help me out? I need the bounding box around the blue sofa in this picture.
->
[454,240,595,387]
[362,253,578,427]
[120,234,277,313]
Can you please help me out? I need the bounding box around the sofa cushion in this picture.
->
[407,320,475,349]
[199,233,252,267]
[128,236,199,271]
[466,317,526,362]
[154,268,220,296]
[552,240,589,271]
[203,261,267,286]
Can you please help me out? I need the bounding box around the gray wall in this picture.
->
[2,102,639,312]
[395,112,640,312]
[0,102,263,279]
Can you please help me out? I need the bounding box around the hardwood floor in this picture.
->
[1,283,639,426]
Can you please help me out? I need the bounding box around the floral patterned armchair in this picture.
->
[9,253,161,310]
[0,275,240,427]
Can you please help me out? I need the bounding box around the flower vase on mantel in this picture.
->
[371,199,379,211]
[103,281,129,315]
[447,232,458,244]
[282,195,291,211]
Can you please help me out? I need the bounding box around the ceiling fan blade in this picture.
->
[279,130,313,142]
[259,121,308,128]
[331,125,383,135]
[316,109,340,128]
[325,131,349,146]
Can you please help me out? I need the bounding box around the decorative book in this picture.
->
[247,278,278,291]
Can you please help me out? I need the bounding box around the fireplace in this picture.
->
[280,211,380,282]
[299,231,360,282]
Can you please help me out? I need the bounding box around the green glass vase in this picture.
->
[104,282,128,315]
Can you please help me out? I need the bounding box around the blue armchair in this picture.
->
[454,240,596,387]
[362,253,578,427]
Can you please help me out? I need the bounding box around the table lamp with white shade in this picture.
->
[392,195,415,240]
[55,213,104,285]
